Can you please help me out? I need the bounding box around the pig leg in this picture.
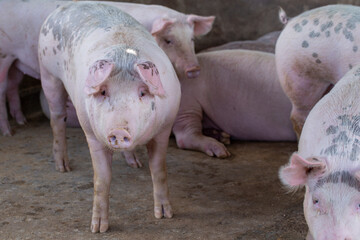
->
[122,151,143,168]
[6,65,26,125]
[280,72,331,138]
[147,126,173,219]
[0,57,16,136]
[40,66,70,172]
[173,98,230,158]
[86,135,112,233]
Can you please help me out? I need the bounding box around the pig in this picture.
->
[202,31,281,53]
[279,65,360,240]
[0,0,214,136]
[275,4,360,138]
[172,49,296,158]
[38,2,180,232]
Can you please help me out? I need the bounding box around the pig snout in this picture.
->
[185,65,201,78]
[107,128,132,149]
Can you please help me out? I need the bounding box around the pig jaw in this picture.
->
[153,22,200,79]
[303,181,360,240]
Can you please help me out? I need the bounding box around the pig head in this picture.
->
[84,53,165,151]
[279,153,360,240]
[151,14,215,79]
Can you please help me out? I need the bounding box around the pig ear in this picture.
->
[135,60,166,97]
[84,60,114,95]
[151,18,176,36]
[187,14,215,36]
[279,153,327,189]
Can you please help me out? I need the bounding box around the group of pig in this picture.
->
[1,0,360,239]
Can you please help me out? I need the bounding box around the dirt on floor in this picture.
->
[0,116,307,240]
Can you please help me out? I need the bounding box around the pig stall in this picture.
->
[1,0,360,239]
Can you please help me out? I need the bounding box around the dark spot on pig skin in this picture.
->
[334,22,343,34]
[353,46,358,52]
[321,21,333,32]
[151,101,155,111]
[316,59,322,64]
[53,48,57,55]
[302,41,309,48]
[326,125,338,135]
[302,19,308,26]
[323,144,338,155]
[332,131,350,144]
[312,53,318,58]
[314,171,360,192]
[42,49,46,56]
[350,142,360,161]
[314,18,320,26]
[293,23,302,32]
[325,31,331,38]
[309,31,321,38]
[349,64,353,69]
[343,28,354,42]
[64,117,67,122]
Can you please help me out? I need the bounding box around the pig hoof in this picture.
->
[16,115,27,125]
[55,160,71,172]
[154,203,173,219]
[204,141,231,158]
[91,217,109,233]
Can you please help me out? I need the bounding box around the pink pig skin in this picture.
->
[173,50,296,158]
[0,0,214,136]
[279,65,360,240]
[275,5,360,138]
[38,2,180,233]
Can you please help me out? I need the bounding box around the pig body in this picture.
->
[38,2,180,232]
[275,4,360,137]
[173,49,296,158]
[0,0,214,136]
[203,31,280,53]
[279,65,360,240]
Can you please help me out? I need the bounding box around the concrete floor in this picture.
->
[0,116,307,240]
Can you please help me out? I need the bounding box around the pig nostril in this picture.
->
[110,136,116,142]
[123,137,130,142]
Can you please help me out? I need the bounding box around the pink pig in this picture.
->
[0,0,214,136]
[276,5,360,138]
[38,2,180,233]
[279,65,360,240]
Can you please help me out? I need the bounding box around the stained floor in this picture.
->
[0,116,307,240]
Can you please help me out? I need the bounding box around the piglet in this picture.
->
[279,65,360,240]
[38,2,180,233]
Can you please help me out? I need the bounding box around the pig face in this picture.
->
[84,58,165,151]
[280,154,360,240]
[151,15,215,79]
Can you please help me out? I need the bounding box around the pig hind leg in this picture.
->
[283,71,332,138]
[0,57,16,136]
[40,66,70,172]
[6,65,26,125]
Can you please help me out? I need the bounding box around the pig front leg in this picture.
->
[147,126,173,219]
[6,65,26,125]
[0,56,16,136]
[173,101,230,158]
[86,136,112,233]
[40,66,70,172]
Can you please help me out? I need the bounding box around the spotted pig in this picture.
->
[279,65,360,240]
[276,5,360,138]
[38,2,180,233]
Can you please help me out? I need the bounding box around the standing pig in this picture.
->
[38,2,180,232]
[0,0,214,136]
[279,65,360,240]
[276,4,360,137]
[173,49,296,158]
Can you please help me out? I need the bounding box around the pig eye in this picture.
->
[164,38,172,45]
[101,90,106,96]
[313,198,319,205]
[138,87,149,98]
